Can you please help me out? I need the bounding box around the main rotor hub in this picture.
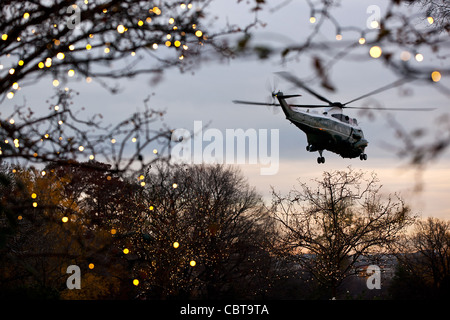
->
[331,102,343,108]
[272,91,282,97]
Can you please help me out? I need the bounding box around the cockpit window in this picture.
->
[331,114,349,123]
[331,114,358,125]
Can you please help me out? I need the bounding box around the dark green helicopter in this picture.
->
[233,72,434,164]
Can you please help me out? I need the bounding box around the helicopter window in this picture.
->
[353,118,358,125]
[331,114,349,123]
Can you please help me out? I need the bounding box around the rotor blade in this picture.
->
[343,78,413,106]
[232,100,280,107]
[289,104,330,108]
[276,71,333,105]
[343,106,435,111]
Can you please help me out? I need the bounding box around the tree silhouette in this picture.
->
[0,0,261,97]
[391,217,450,299]
[0,0,262,172]
[270,167,415,299]
[0,162,128,299]
[0,161,278,299]
[117,162,276,299]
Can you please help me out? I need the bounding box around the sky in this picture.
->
[3,0,450,219]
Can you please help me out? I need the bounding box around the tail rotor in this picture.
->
[265,77,281,114]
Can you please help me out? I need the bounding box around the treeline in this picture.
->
[0,161,449,300]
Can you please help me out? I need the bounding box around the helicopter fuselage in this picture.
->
[276,93,368,160]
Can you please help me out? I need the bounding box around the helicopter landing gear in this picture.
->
[359,153,367,161]
[317,150,325,164]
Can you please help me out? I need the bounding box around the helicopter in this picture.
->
[233,72,434,164]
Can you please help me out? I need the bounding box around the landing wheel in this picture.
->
[317,156,325,164]
[359,153,367,161]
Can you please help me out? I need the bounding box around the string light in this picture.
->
[152,7,161,15]
[45,58,52,67]
[117,25,126,34]
[400,51,411,61]
[415,53,424,62]
[369,46,382,58]
[431,71,441,82]
[370,20,380,29]
[427,16,434,25]
[62,216,69,223]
